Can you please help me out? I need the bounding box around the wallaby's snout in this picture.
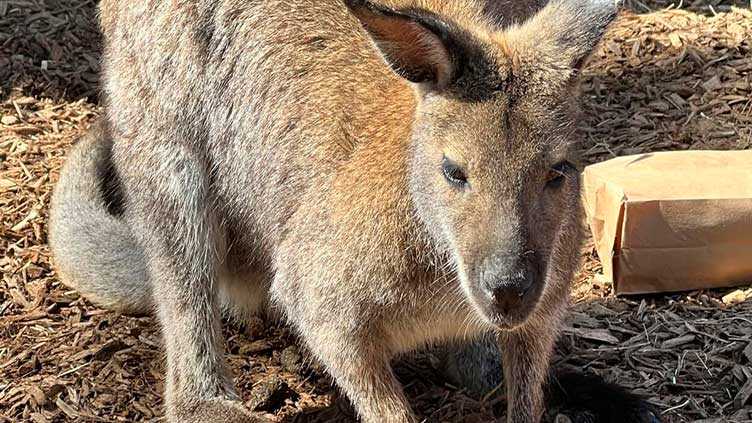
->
[484,254,535,299]
[481,252,538,326]
[461,206,556,329]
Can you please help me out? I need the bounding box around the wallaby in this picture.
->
[49,0,660,422]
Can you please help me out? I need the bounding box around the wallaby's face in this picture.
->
[410,92,580,328]
[349,0,617,328]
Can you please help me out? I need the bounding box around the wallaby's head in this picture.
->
[348,0,618,329]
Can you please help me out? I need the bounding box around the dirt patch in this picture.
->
[2,1,751,422]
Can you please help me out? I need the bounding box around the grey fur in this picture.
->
[49,124,151,315]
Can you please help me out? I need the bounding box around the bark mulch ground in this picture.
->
[1,1,751,422]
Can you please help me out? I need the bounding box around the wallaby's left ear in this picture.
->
[346,0,456,88]
[505,0,621,72]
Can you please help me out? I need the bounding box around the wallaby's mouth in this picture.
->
[468,283,544,330]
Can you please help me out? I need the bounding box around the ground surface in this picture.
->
[1,1,752,422]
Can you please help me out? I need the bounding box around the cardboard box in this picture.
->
[582,151,752,295]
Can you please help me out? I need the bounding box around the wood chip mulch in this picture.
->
[2,1,751,422]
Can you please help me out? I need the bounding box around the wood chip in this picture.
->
[722,289,752,304]
[661,334,696,349]
[733,377,752,409]
[564,327,620,345]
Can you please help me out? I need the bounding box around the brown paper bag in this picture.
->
[582,151,752,295]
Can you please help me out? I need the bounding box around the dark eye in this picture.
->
[546,161,575,189]
[442,157,468,187]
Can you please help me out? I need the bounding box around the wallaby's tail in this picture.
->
[49,123,152,314]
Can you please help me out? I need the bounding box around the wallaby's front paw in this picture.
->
[171,398,272,423]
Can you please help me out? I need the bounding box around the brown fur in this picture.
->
[49,1,620,422]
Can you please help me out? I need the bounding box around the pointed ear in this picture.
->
[346,0,455,87]
[505,0,620,72]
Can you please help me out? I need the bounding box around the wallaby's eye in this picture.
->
[546,161,575,189]
[442,157,468,188]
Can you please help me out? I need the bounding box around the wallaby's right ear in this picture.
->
[504,0,621,75]
[346,0,456,88]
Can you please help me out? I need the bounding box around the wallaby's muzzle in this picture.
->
[470,251,543,329]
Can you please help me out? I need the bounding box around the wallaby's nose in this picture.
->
[488,257,535,316]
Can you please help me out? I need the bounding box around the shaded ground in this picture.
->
[2,1,752,422]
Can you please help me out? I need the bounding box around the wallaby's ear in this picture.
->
[346,0,455,87]
[505,0,620,73]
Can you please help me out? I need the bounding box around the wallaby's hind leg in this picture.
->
[114,142,265,422]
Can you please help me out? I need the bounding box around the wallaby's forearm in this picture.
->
[501,318,561,423]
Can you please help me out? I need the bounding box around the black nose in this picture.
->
[489,258,535,315]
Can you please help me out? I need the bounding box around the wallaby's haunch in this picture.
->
[50,0,652,422]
